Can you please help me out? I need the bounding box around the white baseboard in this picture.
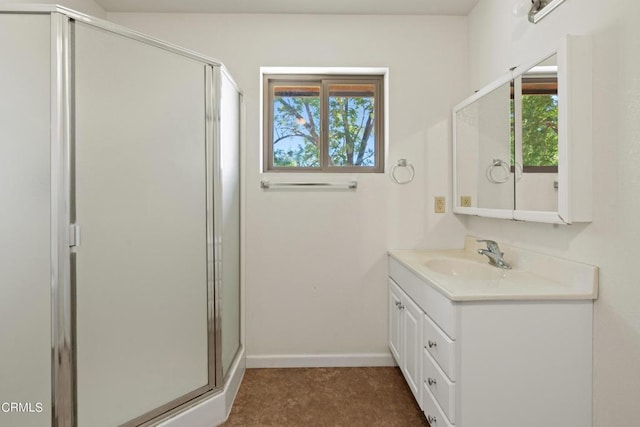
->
[246,352,396,368]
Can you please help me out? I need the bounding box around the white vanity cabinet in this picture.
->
[389,279,423,406]
[388,245,597,427]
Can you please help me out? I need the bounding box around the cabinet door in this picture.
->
[388,280,402,364]
[402,295,423,404]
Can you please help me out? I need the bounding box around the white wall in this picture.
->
[467,1,640,425]
[6,0,105,17]
[107,12,468,364]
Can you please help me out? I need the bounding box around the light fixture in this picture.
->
[512,0,566,24]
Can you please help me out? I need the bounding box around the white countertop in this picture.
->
[388,237,599,302]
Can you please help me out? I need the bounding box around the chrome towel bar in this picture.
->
[260,180,357,189]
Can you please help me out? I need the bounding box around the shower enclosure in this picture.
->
[0,6,242,427]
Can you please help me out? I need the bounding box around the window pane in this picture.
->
[272,84,321,167]
[328,83,376,167]
[521,79,558,167]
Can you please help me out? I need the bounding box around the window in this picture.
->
[263,74,384,172]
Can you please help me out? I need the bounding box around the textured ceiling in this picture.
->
[96,0,480,15]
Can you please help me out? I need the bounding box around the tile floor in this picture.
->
[220,367,429,426]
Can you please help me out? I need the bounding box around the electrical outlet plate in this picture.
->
[460,196,472,207]
[435,196,445,213]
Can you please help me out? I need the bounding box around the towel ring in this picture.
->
[391,159,415,184]
[514,161,523,182]
[486,158,511,184]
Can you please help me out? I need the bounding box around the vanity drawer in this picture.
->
[423,381,454,427]
[423,313,456,381]
[423,348,456,424]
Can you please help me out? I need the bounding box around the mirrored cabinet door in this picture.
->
[454,75,515,219]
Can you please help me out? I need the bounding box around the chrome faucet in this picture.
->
[477,239,511,269]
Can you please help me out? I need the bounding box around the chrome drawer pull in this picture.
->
[427,414,437,423]
[428,340,437,348]
[427,377,437,386]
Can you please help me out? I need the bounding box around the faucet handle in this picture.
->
[476,239,500,253]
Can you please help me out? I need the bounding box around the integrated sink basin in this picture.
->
[424,258,507,280]
[388,236,599,301]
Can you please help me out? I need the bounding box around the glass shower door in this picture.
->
[74,22,211,426]
[219,72,242,378]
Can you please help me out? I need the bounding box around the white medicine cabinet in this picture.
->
[453,35,592,224]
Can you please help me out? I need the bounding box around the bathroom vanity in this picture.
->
[388,237,598,427]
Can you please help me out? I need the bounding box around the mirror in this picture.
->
[453,36,592,224]
[514,54,558,212]
[454,79,514,214]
